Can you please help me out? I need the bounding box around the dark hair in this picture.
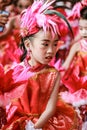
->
[20,38,27,61]
[80,6,87,19]
[20,35,33,61]
[0,107,7,129]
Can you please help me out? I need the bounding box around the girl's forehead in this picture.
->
[79,19,87,27]
[18,0,31,4]
[33,30,59,40]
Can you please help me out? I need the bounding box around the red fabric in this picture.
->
[0,35,21,67]
[0,64,79,130]
[62,51,87,93]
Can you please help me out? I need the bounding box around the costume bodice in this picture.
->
[0,64,58,114]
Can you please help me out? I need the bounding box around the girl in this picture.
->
[62,5,87,92]
[0,0,12,31]
[0,0,79,129]
[60,3,87,129]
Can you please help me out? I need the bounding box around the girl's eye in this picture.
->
[42,43,48,46]
[79,27,83,30]
[54,41,58,46]
[54,43,57,46]
[80,28,82,30]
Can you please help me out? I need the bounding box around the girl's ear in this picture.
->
[24,39,31,51]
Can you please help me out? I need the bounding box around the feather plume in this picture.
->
[44,9,74,38]
[20,0,73,38]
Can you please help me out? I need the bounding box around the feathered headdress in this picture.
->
[20,0,73,38]
[68,0,87,20]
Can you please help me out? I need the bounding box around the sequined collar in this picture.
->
[24,59,47,72]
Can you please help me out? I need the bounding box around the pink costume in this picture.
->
[62,39,87,93]
[62,0,87,93]
[67,0,87,38]
[61,40,87,128]
[60,89,87,128]
[0,14,21,69]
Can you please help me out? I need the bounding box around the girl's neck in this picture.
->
[28,59,40,67]
[24,58,47,72]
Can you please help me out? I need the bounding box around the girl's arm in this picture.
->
[34,72,60,129]
[0,13,8,27]
[62,42,81,71]
[0,16,15,40]
[62,31,82,72]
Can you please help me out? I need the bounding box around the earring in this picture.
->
[26,49,31,61]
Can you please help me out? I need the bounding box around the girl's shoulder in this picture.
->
[41,65,59,76]
[47,65,58,72]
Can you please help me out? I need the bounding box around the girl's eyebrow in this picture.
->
[42,39,59,42]
[79,27,87,30]
[55,39,59,41]
[79,25,87,28]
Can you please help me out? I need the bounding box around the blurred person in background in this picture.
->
[0,0,12,31]
[0,0,34,72]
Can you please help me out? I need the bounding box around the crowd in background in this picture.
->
[0,0,34,71]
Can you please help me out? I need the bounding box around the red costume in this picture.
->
[0,63,79,130]
[62,40,87,93]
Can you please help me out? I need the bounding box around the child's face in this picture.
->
[6,4,16,16]
[17,0,32,13]
[79,18,87,40]
[28,30,59,66]
[0,0,11,9]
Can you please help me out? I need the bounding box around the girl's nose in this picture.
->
[82,29,87,34]
[47,46,53,53]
